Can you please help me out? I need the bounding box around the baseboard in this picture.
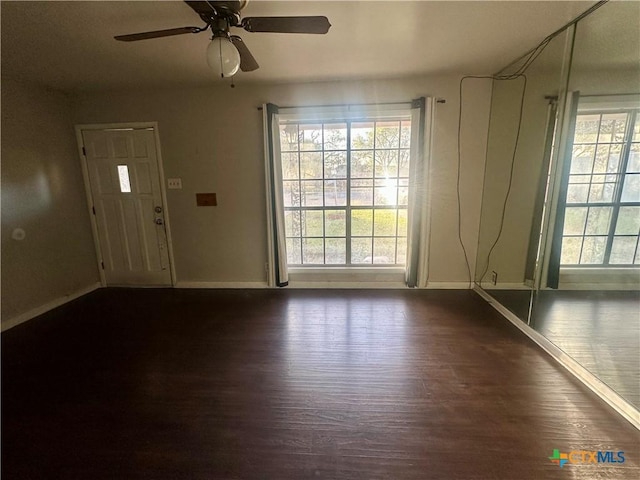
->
[555,283,640,290]
[474,286,640,430]
[175,281,269,289]
[424,281,473,289]
[476,282,530,290]
[1,282,102,332]
[288,281,408,289]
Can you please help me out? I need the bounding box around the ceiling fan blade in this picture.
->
[184,1,217,17]
[241,16,331,34]
[115,26,205,42]
[230,36,259,72]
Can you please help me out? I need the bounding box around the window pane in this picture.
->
[324,180,347,206]
[301,210,323,237]
[351,209,373,236]
[374,209,397,236]
[563,207,587,235]
[280,124,299,152]
[400,121,412,148]
[584,207,611,235]
[593,144,611,173]
[561,237,582,264]
[398,186,409,206]
[396,237,407,265]
[634,118,640,142]
[325,210,346,237]
[627,144,640,172]
[587,182,615,203]
[351,179,373,206]
[399,149,411,177]
[302,238,324,264]
[324,151,347,178]
[580,236,607,264]
[397,209,408,235]
[325,238,346,264]
[282,152,299,180]
[615,207,640,235]
[351,122,374,149]
[351,237,372,264]
[117,165,131,193]
[567,184,589,203]
[283,181,300,207]
[286,238,302,265]
[300,152,323,179]
[598,113,628,143]
[284,210,301,237]
[570,147,594,174]
[373,238,396,264]
[351,151,374,178]
[374,185,398,206]
[621,174,640,202]
[574,115,600,143]
[375,121,400,149]
[323,124,347,150]
[300,124,323,151]
[375,150,399,177]
[610,236,637,264]
[300,181,323,206]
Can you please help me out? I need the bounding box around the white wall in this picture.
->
[71,75,492,286]
[1,79,100,325]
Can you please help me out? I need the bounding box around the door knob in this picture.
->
[155,206,163,213]
[155,218,164,225]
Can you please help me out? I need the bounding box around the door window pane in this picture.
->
[117,165,131,193]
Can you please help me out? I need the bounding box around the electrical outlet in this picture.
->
[167,178,182,189]
[491,271,498,286]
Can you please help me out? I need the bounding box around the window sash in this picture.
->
[281,116,412,267]
[560,107,640,267]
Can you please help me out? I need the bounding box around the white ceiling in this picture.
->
[1,1,598,92]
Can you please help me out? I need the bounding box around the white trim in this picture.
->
[423,282,473,289]
[474,286,640,430]
[474,282,531,291]
[553,283,640,291]
[75,126,107,286]
[175,282,269,289]
[288,281,408,289]
[1,283,101,332]
[75,122,176,287]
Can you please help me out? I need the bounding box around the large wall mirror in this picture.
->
[477,0,640,414]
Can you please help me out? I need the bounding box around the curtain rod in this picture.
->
[257,99,445,111]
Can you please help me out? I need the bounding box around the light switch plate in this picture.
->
[168,178,182,189]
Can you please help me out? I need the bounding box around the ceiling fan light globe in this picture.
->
[207,37,241,78]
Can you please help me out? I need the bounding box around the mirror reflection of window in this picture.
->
[560,100,640,266]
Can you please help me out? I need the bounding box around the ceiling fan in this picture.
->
[115,0,331,78]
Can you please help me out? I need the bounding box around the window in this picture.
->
[279,118,412,266]
[117,165,132,193]
[560,107,640,266]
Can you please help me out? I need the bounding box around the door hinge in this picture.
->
[101,261,105,270]
[82,146,87,156]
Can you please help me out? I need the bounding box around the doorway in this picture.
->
[77,124,175,286]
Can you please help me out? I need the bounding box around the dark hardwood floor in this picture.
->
[487,288,640,408]
[2,288,638,479]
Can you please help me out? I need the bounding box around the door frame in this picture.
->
[75,122,177,287]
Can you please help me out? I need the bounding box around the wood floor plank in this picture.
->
[2,288,638,479]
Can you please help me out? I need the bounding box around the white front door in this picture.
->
[82,127,172,286]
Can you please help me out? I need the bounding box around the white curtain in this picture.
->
[406,97,434,287]
[263,103,289,287]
